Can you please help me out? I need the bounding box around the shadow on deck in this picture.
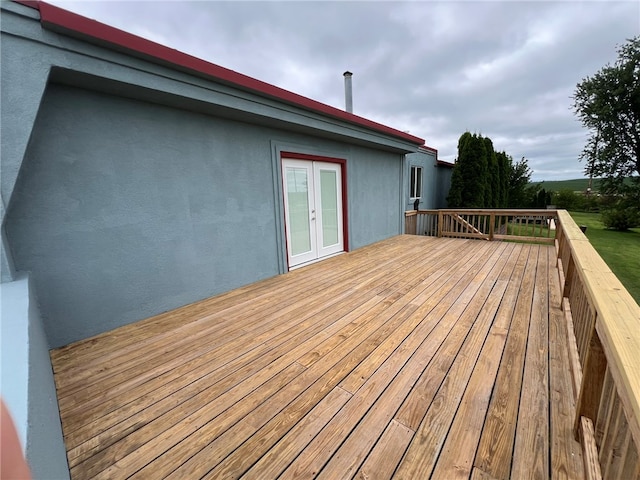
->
[51,235,585,479]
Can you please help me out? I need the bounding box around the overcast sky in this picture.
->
[50,1,639,180]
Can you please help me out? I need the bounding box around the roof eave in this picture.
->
[19,0,425,147]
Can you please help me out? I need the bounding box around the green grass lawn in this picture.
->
[569,211,640,304]
[506,221,551,239]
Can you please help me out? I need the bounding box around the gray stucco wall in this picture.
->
[5,84,405,348]
[1,276,30,448]
[404,151,453,210]
[26,276,70,480]
[436,165,454,208]
[0,5,51,282]
[0,1,418,285]
[0,275,69,479]
[404,149,439,210]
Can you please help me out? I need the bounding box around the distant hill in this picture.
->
[531,178,601,192]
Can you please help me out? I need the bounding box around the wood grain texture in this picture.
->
[556,209,640,451]
[511,245,550,479]
[473,245,539,479]
[580,416,603,480]
[50,235,586,479]
[549,258,585,480]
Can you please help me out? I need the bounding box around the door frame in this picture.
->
[280,151,349,270]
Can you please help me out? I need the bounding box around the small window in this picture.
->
[410,166,423,199]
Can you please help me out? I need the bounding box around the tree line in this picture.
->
[446,131,535,209]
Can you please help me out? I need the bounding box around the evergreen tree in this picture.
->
[463,133,488,208]
[536,188,547,208]
[484,137,499,208]
[448,133,533,209]
[446,132,470,207]
[447,132,489,208]
[496,151,510,208]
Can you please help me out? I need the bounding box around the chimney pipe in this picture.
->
[343,71,353,113]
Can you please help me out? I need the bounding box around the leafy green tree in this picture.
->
[507,157,533,208]
[553,189,582,210]
[602,205,640,230]
[574,36,639,187]
[573,36,639,228]
[447,132,488,208]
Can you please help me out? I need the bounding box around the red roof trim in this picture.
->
[20,1,425,146]
[280,151,347,164]
[418,145,438,154]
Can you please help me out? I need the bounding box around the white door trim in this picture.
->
[282,158,344,269]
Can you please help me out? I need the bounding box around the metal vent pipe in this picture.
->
[343,71,353,113]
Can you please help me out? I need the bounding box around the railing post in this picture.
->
[437,211,443,237]
[574,329,607,440]
[404,211,417,235]
[563,255,575,300]
[489,212,495,241]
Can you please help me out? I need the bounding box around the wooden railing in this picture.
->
[405,209,640,479]
[555,210,640,480]
[404,209,557,244]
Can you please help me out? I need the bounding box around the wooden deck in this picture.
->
[51,235,586,479]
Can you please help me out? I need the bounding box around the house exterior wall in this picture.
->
[404,149,439,210]
[5,83,405,349]
[404,151,453,211]
[0,1,420,281]
[0,275,69,479]
[2,2,417,349]
[435,164,454,208]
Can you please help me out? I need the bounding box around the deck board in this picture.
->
[51,235,585,479]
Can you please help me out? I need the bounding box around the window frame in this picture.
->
[410,165,423,200]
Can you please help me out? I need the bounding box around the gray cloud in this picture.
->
[52,0,640,180]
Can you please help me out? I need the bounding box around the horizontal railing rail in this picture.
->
[405,209,557,244]
[555,210,640,480]
[406,208,640,479]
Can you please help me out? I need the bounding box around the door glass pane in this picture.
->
[286,167,311,255]
[320,169,338,247]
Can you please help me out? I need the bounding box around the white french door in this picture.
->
[282,159,344,268]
